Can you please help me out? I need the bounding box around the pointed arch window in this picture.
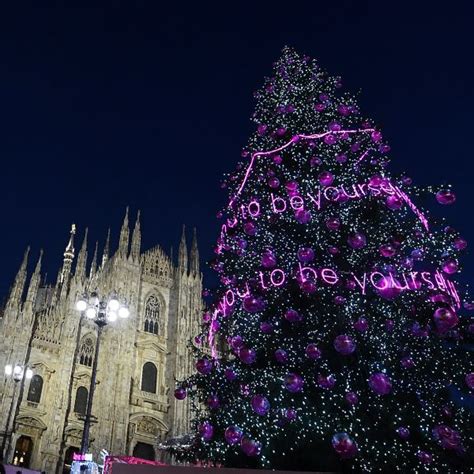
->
[27,375,43,404]
[78,336,95,367]
[144,296,160,335]
[141,362,157,393]
[74,386,88,415]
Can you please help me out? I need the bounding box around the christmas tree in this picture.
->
[174,47,474,472]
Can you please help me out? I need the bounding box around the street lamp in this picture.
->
[75,291,130,455]
[1,364,33,462]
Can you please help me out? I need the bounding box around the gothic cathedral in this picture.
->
[0,209,202,473]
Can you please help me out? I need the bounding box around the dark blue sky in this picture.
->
[0,1,473,295]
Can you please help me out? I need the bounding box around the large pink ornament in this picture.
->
[174,387,187,400]
[345,392,359,405]
[239,347,256,365]
[436,190,456,205]
[454,237,467,250]
[196,358,212,375]
[379,244,396,258]
[243,296,266,313]
[297,247,315,263]
[225,425,243,445]
[261,251,277,269]
[318,374,336,390]
[368,372,392,395]
[347,232,367,249]
[354,317,368,332]
[206,394,220,409]
[319,171,334,186]
[331,433,358,459]
[260,321,273,334]
[284,373,304,393]
[285,309,303,323]
[268,177,280,189]
[334,335,356,355]
[433,307,458,333]
[326,217,341,231]
[224,368,237,381]
[432,425,462,450]
[295,209,311,224]
[251,394,270,415]
[376,276,402,300]
[243,222,257,236]
[386,195,403,210]
[305,343,322,360]
[274,349,288,364]
[371,130,382,142]
[441,258,458,274]
[465,373,474,390]
[240,437,262,457]
[198,421,214,441]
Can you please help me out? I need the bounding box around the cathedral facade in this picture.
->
[0,209,202,473]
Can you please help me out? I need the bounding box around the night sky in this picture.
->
[0,2,473,296]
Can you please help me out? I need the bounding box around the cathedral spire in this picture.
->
[90,241,98,278]
[58,224,76,284]
[26,249,43,304]
[118,207,130,258]
[130,210,141,262]
[102,228,111,267]
[178,225,188,272]
[6,246,30,308]
[190,227,200,275]
[75,228,88,280]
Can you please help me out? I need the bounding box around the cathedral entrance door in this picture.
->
[133,442,155,461]
[12,435,33,468]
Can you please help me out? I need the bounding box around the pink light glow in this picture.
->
[228,128,375,208]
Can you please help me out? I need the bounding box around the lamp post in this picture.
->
[74,291,130,455]
[0,364,33,462]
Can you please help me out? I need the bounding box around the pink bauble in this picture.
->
[261,251,277,269]
[354,317,368,332]
[295,209,311,224]
[225,425,243,445]
[239,347,256,365]
[285,309,302,323]
[396,427,410,439]
[206,394,220,409]
[417,451,433,464]
[196,358,212,375]
[347,232,367,249]
[326,217,341,231]
[386,195,403,210]
[331,433,358,459]
[305,343,322,360]
[318,374,336,390]
[324,134,337,145]
[441,258,458,274]
[432,424,462,450]
[243,296,266,313]
[268,177,280,189]
[436,190,456,205]
[243,222,257,236]
[198,421,214,441]
[174,387,187,400]
[334,335,356,355]
[454,237,467,250]
[465,373,474,390]
[345,392,359,405]
[319,171,334,186]
[284,373,304,393]
[297,247,315,263]
[240,437,262,457]
[251,394,270,415]
[224,368,237,381]
[260,321,273,334]
[274,349,288,364]
[329,121,342,131]
[368,372,392,395]
[301,280,317,294]
[433,307,458,333]
[376,276,402,300]
[371,130,382,142]
[400,356,415,369]
[379,244,396,258]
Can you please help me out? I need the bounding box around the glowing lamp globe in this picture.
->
[107,311,118,322]
[108,298,120,311]
[25,368,33,379]
[85,307,97,319]
[75,299,88,312]
[4,364,13,376]
[118,306,130,318]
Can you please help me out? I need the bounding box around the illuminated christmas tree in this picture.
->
[175,47,474,472]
